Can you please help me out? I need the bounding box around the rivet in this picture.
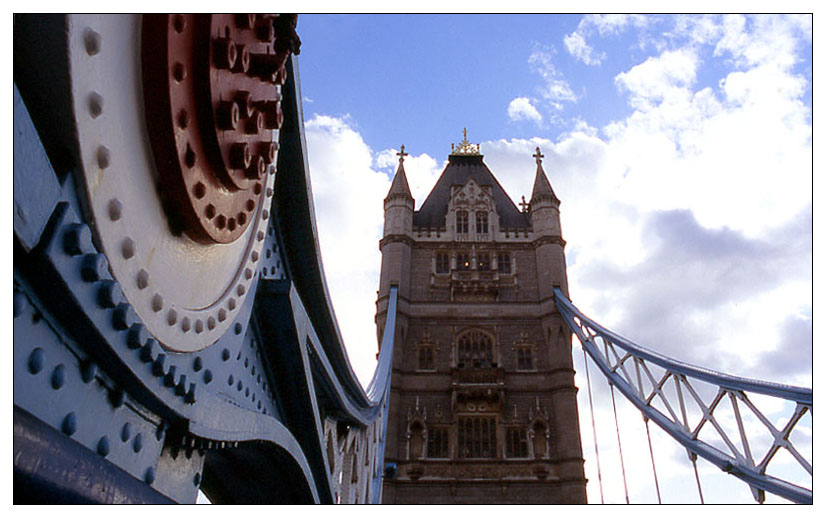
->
[28,348,45,374]
[97,436,111,457]
[246,199,255,212]
[244,358,249,368]
[245,387,250,397]
[262,209,269,220]
[218,308,227,322]
[133,433,144,453]
[192,319,203,334]
[152,354,167,377]
[176,375,188,396]
[205,204,216,220]
[228,298,237,310]
[172,14,186,33]
[181,317,191,332]
[164,366,178,387]
[256,231,264,242]
[245,112,264,135]
[251,251,259,262]
[216,214,227,230]
[121,422,132,442]
[203,369,213,384]
[186,383,197,404]
[13,292,26,318]
[140,339,158,363]
[221,348,230,361]
[80,253,107,282]
[81,361,97,383]
[156,422,167,441]
[136,269,149,289]
[237,212,247,226]
[193,472,201,486]
[234,323,242,335]
[51,364,66,389]
[228,374,234,386]
[237,380,243,391]
[88,92,103,118]
[113,303,136,330]
[173,62,187,82]
[244,268,253,280]
[184,144,196,168]
[236,284,246,296]
[253,183,262,195]
[213,37,237,70]
[193,182,206,199]
[177,109,189,129]
[84,28,101,55]
[144,467,156,485]
[167,309,177,325]
[151,294,164,313]
[266,187,273,197]
[230,143,251,169]
[266,249,272,259]
[62,413,78,436]
[63,223,91,256]
[110,387,126,408]
[207,317,216,330]
[97,146,111,169]
[97,281,124,308]
[127,323,148,349]
[107,198,123,221]
[121,237,136,259]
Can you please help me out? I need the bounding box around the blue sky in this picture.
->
[293,14,812,504]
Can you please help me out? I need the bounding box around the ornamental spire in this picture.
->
[397,144,408,164]
[450,127,481,155]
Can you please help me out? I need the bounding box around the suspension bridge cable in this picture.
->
[690,453,705,504]
[643,417,662,504]
[581,347,605,504]
[609,382,630,504]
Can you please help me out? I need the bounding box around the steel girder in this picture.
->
[14,14,396,504]
[554,288,812,504]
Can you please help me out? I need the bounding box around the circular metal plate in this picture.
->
[66,14,285,352]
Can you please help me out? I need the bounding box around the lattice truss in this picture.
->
[554,289,812,504]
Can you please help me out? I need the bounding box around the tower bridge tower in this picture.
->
[378,133,587,504]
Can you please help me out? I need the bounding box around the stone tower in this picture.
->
[377,133,587,504]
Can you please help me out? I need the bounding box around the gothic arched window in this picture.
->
[456,211,469,234]
[456,330,495,369]
[435,252,450,274]
[476,211,488,234]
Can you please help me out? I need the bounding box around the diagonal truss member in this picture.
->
[554,288,812,504]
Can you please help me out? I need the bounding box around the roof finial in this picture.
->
[397,145,408,164]
[519,195,530,212]
[533,146,545,165]
[451,128,481,156]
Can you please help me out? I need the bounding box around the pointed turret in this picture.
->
[528,146,567,298]
[529,147,560,206]
[383,146,415,237]
[385,159,413,203]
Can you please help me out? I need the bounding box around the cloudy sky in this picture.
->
[293,14,812,504]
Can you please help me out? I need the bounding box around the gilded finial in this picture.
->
[450,128,481,156]
[397,145,408,164]
[533,146,544,165]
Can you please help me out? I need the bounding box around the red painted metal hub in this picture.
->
[141,14,298,243]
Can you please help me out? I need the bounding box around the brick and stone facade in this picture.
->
[377,136,587,504]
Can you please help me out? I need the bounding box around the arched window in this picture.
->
[476,211,488,234]
[456,252,471,271]
[456,330,495,369]
[497,252,511,274]
[456,211,469,234]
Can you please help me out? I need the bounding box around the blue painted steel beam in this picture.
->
[554,288,812,504]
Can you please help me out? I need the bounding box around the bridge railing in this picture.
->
[554,288,812,504]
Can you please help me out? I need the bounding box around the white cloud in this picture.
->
[528,47,578,110]
[563,31,604,66]
[614,48,698,110]
[506,96,543,124]
[304,114,390,384]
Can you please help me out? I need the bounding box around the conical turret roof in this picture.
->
[385,146,413,202]
[529,147,560,206]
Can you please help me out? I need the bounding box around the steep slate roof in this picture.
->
[413,153,530,229]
